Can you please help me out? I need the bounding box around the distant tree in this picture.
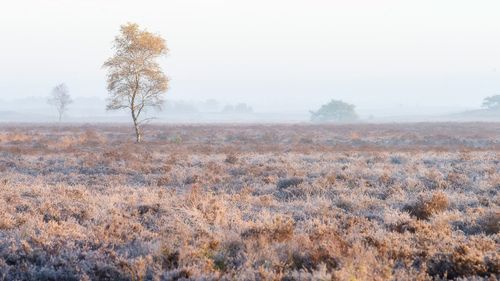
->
[234,103,253,113]
[222,103,253,114]
[164,100,198,114]
[103,23,169,143]
[202,99,220,112]
[222,104,235,113]
[47,83,72,122]
[310,99,358,122]
[482,95,500,110]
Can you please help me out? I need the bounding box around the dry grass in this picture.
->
[0,123,498,280]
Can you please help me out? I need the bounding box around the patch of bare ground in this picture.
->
[0,123,498,280]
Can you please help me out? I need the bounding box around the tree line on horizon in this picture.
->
[45,23,500,142]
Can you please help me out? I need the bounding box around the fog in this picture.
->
[1,0,499,122]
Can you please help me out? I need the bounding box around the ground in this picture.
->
[0,123,498,281]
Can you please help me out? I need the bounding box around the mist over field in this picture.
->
[0,96,498,123]
[1,0,500,123]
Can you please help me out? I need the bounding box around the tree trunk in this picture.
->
[134,123,142,143]
[131,110,142,143]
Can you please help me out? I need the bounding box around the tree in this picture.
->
[310,99,358,122]
[47,83,72,122]
[482,95,500,110]
[103,23,169,143]
[222,103,253,114]
[201,99,220,112]
[234,103,253,114]
[222,104,234,113]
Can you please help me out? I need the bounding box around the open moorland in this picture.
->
[0,123,499,280]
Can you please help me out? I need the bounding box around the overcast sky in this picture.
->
[1,0,499,112]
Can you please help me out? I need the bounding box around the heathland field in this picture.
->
[0,123,498,280]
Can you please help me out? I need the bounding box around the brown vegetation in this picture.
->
[0,123,498,280]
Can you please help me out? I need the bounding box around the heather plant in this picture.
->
[0,123,498,280]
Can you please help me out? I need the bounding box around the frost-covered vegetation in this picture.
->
[0,123,498,280]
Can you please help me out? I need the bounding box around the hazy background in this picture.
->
[1,0,499,122]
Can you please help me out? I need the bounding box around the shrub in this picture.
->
[428,244,497,279]
[404,192,449,220]
[390,155,406,165]
[277,178,304,189]
[478,211,500,235]
[212,240,246,272]
[225,154,238,164]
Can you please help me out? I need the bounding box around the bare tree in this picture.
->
[103,23,169,143]
[47,83,72,122]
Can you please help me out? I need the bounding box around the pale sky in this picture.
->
[1,0,499,112]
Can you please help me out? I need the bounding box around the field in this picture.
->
[0,123,498,281]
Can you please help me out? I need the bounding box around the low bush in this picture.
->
[404,192,449,220]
